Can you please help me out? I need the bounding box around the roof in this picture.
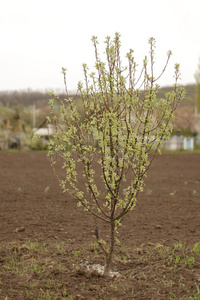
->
[33,127,54,136]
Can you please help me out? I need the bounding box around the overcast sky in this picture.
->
[0,0,200,92]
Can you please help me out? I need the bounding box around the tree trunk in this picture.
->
[104,220,115,275]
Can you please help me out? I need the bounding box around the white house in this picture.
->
[33,125,54,140]
[163,135,194,150]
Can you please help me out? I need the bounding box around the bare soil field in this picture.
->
[0,151,200,300]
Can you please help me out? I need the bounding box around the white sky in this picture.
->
[0,0,200,92]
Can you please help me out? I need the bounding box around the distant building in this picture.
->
[33,125,54,140]
[183,137,194,150]
[163,135,194,151]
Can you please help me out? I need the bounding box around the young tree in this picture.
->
[47,33,185,275]
[194,58,200,114]
[173,106,196,136]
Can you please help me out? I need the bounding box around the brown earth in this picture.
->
[0,151,200,300]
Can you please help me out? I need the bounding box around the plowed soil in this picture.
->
[0,152,200,300]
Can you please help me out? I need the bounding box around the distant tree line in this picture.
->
[0,90,67,107]
[0,84,199,145]
[0,84,196,107]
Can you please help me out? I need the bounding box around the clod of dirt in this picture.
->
[15,227,25,233]
[154,243,164,249]
[133,247,143,254]
[21,244,30,251]
[155,224,162,229]
[74,295,85,300]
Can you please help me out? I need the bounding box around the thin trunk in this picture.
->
[104,219,115,275]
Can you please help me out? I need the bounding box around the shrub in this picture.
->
[47,33,185,274]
